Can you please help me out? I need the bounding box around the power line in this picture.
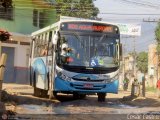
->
[13,0,160,8]
[118,0,160,9]
[99,12,160,16]
[8,6,160,16]
[0,13,158,22]
[8,0,160,10]
[2,6,160,16]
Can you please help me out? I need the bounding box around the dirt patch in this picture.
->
[1,90,59,105]
[121,94,160,107]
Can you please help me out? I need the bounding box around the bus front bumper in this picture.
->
[54,77,119,94]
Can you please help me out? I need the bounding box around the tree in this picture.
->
[136,52,148,74]
[1,0,12,11]
[155,21,160,53]
[136,52,148,97]
[55,0,99,20]
[155,21,160,81]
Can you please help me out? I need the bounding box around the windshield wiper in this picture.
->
[72,32,85,48]
[98,34,106,43]
[62,65,119,74]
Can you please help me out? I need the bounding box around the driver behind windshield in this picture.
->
[60,37,74,64]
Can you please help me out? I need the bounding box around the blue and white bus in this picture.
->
[29,19,121,101]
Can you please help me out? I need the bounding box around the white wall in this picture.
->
[14,45,30,67]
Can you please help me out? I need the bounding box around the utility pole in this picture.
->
[157,49,160,83]
[133,37,136,78]
[122,43,126,89]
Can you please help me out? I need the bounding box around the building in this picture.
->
[123,54,135,87]
[1,34,30,83]
[0,0,56,84]
[124,55,134,73]
[0,0,56,34]
[148,43,158,87]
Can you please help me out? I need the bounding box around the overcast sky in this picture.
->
[94,0,160,53]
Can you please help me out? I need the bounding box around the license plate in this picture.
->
[83,83,93,88]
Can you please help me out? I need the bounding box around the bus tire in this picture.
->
[33,72,40,97]
[73,93,86,99]
[34,87,41,97]
[79,94,86,99]
[41,89,48,98]
[34,87,48,98]
[53,91,58,98]
[33,72,45,97]
[73,93,80,99]
[97,93,106,102]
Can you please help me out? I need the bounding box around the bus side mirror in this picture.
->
[119,43,122,61]
[52,31,59,45]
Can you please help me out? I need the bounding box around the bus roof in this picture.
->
[31,19,119,37]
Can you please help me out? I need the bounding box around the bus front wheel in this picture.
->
[97,93,106,102]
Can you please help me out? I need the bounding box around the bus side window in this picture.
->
[34,37,39,57]
[47,43,53,56]
[40,45,48,56]
[46,31,53,56]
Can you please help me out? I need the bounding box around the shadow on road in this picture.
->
[1,90,58,105]
[1,89,160,108]
[121,95,160,107]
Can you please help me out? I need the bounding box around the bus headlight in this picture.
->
[58,72,72,81]
[105,74,119,83]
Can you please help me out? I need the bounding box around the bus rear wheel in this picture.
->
[34,87,48,98]
[33,72,48,98]
[53,91,58,99]
[97,93,106,102]
[34,87,41,97]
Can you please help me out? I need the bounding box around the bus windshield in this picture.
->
[57,32,119,68]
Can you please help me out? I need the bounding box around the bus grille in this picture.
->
[70,83,106,90]
[72,78,104,82]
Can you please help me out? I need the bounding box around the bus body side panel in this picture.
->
[54,77,119,94]
[32,58,48,90]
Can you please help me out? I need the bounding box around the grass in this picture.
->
[146,87,157,93]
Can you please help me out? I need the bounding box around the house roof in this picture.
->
[31,0,55,8]
[13,0,55,9]
[10,32,31,43]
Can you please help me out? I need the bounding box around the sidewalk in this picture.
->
[2,83,33,95]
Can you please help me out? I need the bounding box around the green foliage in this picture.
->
[155,21,160,43]
[155,21,160,53]
[157,44,160,54]
[128,51,137,57]
[146,87,157,93]
[55,0,99,20]
[0,30,10,41]
[136,52,148,74]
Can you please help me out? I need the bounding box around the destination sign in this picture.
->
[61,22,116,33]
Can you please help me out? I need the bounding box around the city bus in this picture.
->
[29,18,121,101]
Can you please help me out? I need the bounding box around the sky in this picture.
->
[94,0,160,53]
